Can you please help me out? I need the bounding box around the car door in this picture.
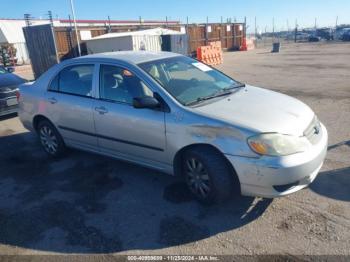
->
[46,63,98,151]
[93,63,167,168]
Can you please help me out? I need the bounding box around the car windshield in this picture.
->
[138,56,244,105]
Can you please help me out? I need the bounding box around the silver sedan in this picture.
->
[18,51,328,204]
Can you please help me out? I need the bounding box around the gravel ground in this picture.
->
[0,42,349,258]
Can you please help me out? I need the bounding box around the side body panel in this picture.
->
[48,92,98,150]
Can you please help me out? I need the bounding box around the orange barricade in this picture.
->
[240,38,248,51]
[196,41,223,66]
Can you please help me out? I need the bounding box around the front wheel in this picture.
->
[37,120,66,158]
[183,147,238,204]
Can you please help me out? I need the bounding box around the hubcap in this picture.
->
[185,157,211,198]
[40,126,58,154]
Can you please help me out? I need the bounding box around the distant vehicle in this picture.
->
[336,28,350,41]
[295,32,310,42]
[0,65,25,117]
[19,51,328,204]
[341,30,350,41]
[316,28,333,40]
[308,35,321,42]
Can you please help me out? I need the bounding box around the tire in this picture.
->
[37,120,66,158]
[182,147,239,204]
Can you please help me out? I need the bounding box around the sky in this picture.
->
[1,0,349,32]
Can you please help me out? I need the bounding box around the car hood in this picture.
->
[192,85,314,136]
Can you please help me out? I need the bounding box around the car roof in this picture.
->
[76,51,182,64]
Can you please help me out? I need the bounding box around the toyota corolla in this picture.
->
[18,51,328,204]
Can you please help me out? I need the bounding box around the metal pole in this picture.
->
[255,16,257,37]
[108,15,111,33]
[286,19,290,43]
[69,0,81,56]
[48,10,59,62]
[314,18,317,30]
[206,16,209,45]
[244,16,247,47]
[335,16,338,28]
[220,16,223,47]
[295,19,298,43]
[255,16,257,48]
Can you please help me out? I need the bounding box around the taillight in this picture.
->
[16,90,20,102]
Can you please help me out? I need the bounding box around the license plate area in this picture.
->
[6,98,18,106]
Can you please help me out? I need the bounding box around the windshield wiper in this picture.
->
[185,84,245,106]
[185,89,233,106]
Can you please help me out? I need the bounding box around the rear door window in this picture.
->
[49,64,94,97]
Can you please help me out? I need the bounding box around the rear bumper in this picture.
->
[225,123,328,198]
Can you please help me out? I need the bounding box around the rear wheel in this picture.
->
[37,120,66,158]
[183,147,237,204]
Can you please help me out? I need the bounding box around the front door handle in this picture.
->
[48,97,57,104]
[95,106,108,115]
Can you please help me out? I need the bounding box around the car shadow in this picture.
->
[0,112,18,121]
[0,131,273,253]
[310,166,350,202]
[327,140,350,151]
[309,140,350,202]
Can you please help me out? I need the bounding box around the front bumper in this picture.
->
[225,123,328,198]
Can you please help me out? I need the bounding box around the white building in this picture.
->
[0,19,50,64]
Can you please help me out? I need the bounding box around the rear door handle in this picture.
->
[95,106,108,114]
[48,97,57,104]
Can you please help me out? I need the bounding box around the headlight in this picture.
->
[247,133,310,156]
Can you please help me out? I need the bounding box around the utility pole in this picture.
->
[108,15,111,33]
[48,10,54,26]
[272,17,275,43]
[244,16,247,47]
[255,16,257,37]
[295,19,298,43]
[24,13,32,27]
[48,10,59,62]
[69,0,81,57]
[335,16,338,28]
[314,17,317,30]
[254,16,257,48]
[205,16,209,45]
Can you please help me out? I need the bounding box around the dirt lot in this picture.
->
[0,42,349,257]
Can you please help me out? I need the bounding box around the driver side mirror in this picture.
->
[133,96,160,109]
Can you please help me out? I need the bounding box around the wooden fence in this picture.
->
[23,22,245,77]
[53,23,244,59]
